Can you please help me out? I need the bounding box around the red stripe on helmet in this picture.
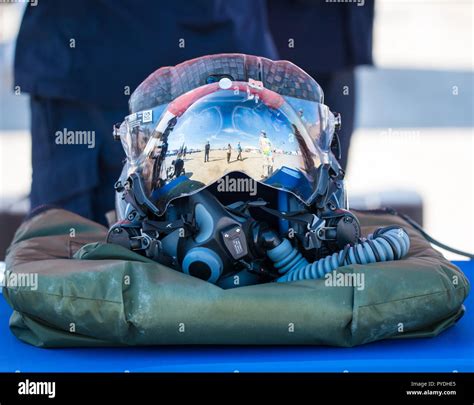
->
[168,81,284,117]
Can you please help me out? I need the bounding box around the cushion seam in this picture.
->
[4,288,122,305]
[357,286,468,309]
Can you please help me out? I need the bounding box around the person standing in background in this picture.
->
[236,142,243,161]
[15,0,277,225]
[259,130,273,177]
[204,141,211,163]
[267,0,374,171]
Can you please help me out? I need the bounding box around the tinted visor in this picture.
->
[118,82,338,214]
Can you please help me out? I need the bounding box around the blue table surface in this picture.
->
[0,261,472,372]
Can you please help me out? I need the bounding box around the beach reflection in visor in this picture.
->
[119,81,338,213]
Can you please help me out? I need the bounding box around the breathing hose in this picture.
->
[266,226,410,282]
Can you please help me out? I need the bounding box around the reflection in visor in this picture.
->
[285,97,337,153]
[119,82,337,214]
[117,104,167,164]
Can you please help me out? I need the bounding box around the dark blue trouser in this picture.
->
[30,96,127,225]
[313,69,355,171]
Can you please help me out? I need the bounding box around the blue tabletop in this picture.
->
[0,261,472,372]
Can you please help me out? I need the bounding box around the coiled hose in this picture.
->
[266,226,410,282]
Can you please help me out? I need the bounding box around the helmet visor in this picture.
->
[119,82,339,214]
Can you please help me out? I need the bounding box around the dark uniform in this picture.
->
[268,0,375,170]
[15,0,277,224]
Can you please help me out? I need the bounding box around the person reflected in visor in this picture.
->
[237,142,243,161]
[204,141,210,163]
[259,130,274,178]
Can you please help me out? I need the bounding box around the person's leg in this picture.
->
[29,96,126,224]
[313,69,356,171]
[30,96,98,219]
